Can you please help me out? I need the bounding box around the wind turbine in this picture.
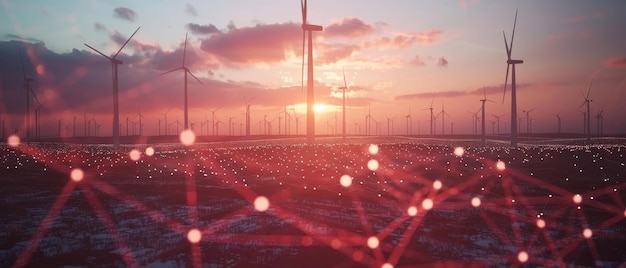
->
[405,107,412,135]
[521,107,536,134]
[554,112,562,134]
[492,114,504,135]
[385,114,395,136]
[208,108,221,135]
[160,33,203,131]
[161,110,170,136]
[502,9,523,148]
[19,46,37,144]
[596,109,603,136]
[423,98,434,135]
[300,0,323,143]
[84,26,140,149]
[579,80,593,141]
[338,68,348,140]
[436,103,451,135]
[480,88,496,144]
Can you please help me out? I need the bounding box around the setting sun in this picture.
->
[314,104,327,113]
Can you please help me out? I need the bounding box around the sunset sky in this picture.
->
[1,0,625,137]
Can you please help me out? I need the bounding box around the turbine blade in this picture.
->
[342,67,347,88]
[183,33,188,67]
[159,67,183,75]
[503,31,511,59]
[114,26,140,58]
[84,43,111,60]
[18,46,27,79]
[579,101,586,108]
[510,9,518,56]
[502,64,510,104]
[430,97,434,108]
[187,70,204,85]
[586,79,593,99]
[301,30,305,93]
[301,0,307,24]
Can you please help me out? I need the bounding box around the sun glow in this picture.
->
[314,104,326,113]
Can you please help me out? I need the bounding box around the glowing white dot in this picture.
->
[471,197,481,207]
[340,175,352,187]
[368,144,379,155]
[381,263,394,268]
[7,135,20,147]
[623,210,626,217]
[367,159,379,171]
[129,149,141,161]
[180,129,196,146]
[433,180,442,190]
[573,194,582,204]
[583,228,592,239]
[254,196,270,212]
[517,251,529,263]
[145,147,155,156]
[496,160,506,170]
[422,198,433,210]
[70,168,84,182]
[407,206,418,216]
[187,228,201,243]
[367,236,379,249]
[454,147,464,157]
[536,219,545,229]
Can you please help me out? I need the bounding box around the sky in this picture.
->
[1,0,625,137]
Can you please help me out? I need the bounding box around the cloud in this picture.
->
[410,55,425,67]
[186,23,221,35]
[316,43,360,65]
[3,34,42,43]
[364,30,442,49]
[199,22,301,66]
[563,11,605,24]
[94,22,107,32]
[548,31,594,42]
[113,7,137,22]
[185,4,197,17]
[394,84,530,100]
[324,17,374,38]
[604,56,626,68]
[437,57,448,68]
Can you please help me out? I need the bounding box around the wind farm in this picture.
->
[1,1,626,267]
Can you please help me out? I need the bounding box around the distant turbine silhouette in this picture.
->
[84,26,140,149]
[19,46,38,144]
[579,80,593,141]
[502,9,523,148]
[160,33,203,131]
[338,68,348,140]
[405,107,412,135]
[492,113,505,135]
[423,98,435,135]
[554,112,562,134]
[521,107,536,134]
[480,88,496,144]
[436,103,451,135]
[300,0,323,143]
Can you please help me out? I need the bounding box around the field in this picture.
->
[1,136,625,267]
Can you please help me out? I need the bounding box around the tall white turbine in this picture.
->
[579,80,593,141]
[160,33,203,131]
[502,9,523,148]
[300,0,323,143]
[84,26,140,149]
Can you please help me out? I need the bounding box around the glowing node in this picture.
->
[129,149,141,161]
[367,159,379,171]
[340,175,352,187]
[254,196,270,212]
[368,144,379,155]
[70,168,84,182]
[517,251,529,263]
[187,228,202,244]
[623,210,626,217]
[471,197,481,208]
[7,135,20,147]
[583,228,592,239]
[422,198,433,210]
[536,219,545,229]
[433,180,442,190]
[145,147,155,156]
[381,263,394,268]
[367,236,379,249]
[407,206,418,216]
[454,147,464,157]
[496,160,506,171]
[36,64,45,75]
[179,129,196,146]
[331,238,342,249]
[573,194,582,204]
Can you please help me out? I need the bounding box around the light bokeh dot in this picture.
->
[367,236,379,249]
[583,228,592,239]
[536,219,546,229]
[381,263,394,268]
[407,206,418,216]
[517,251,529,263]
[331,238,342,249]
[422,198,434,210]
[573,194,582,204]
[340,175,352,187]
[471,197,481,208]
[254,196,270,212]
[7,135,20,147]
[70,168,84,182]
[129,149,141,161]
[179,129,196,146]
[368,144,379,155]
[145,147,155,156]
[623,210,626,217]
[433,180,442,190]
[454,147,464,157]
[496,160,506,171]
[367,159,379,171]
[187,228,202,244]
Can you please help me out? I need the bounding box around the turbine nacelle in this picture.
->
[507,59,523,64]
[302,24,323,31]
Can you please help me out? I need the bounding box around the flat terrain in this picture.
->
[1,136,625,267]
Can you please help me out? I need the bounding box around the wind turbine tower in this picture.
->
[300,0,323,143]
[579,80,593,141]
[19,47,37,144]
[338,69,348,141]
[480,88,495,144]
[502,9,523,148]
[84,26,140,149]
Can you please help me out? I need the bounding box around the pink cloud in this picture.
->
[365,30,442,49]
[604,56,626,68]
[316,43,360,65]
[324,17,375,38]
[410,55,425,67]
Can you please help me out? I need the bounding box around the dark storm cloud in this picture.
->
[186,23,221,35]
